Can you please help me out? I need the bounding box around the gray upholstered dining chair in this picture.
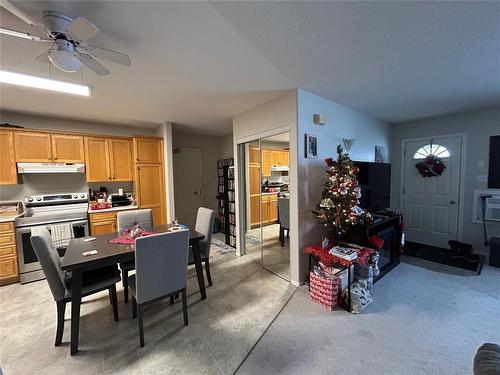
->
[128,230,190,348]
[278,197,290,247]
[188,207,215,286]
[30,227,121,346]
[116,209,153,303]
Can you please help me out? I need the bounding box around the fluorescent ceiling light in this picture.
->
[0,70,90,96]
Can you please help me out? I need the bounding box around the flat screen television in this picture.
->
[354,161,391,212]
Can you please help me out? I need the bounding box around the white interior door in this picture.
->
[403,135,462,248]
[173,148,203,229]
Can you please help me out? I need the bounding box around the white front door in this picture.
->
[173,148,203,229]
[403,135,462,248]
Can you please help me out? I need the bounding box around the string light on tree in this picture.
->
[314,144,373,237]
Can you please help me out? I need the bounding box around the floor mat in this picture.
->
[404,241,484,274]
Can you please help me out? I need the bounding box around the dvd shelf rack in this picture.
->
[217,158,236,247]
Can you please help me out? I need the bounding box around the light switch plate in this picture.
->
[477,160,485,168]
[477,175,488,183]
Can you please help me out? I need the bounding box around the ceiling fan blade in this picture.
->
[78,53,110,76]
[65,17,99,42]
[1,0,38,27]
[35,49,51,63]
[83,45,131,66]
[0,27,49,42]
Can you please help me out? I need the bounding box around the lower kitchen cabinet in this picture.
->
[0,221,19,286]
[250,193,279,228]
[90,219,116,236]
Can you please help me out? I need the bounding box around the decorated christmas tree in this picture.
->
[314,145,372,237]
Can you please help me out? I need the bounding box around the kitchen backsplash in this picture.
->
[0,174,133,202]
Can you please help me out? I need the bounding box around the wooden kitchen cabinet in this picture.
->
[250,195,261,227]
[14,131,52,162]
[0,220,19,286]
[279,151,289,166]
[133,137,166,226]
[134,163,166,226]
[250,194,278,228]
[261,150,271,176]
[0,130,17,185]
[84,137,133,182]
[269,195,279,222]
[249,165,261,195]
[90,220,116,236]
[51,134,84,163]
[134,137,163,164]
[249,147,260,165]
[85,137,111,182]
[108,138,133,181]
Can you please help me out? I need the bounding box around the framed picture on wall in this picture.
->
[305,134,317,159]
[375,145,386,163]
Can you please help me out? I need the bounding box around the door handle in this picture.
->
[450,200,456,205]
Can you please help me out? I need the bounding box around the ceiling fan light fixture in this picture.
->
[48,39,81,72]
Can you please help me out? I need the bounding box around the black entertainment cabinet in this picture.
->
[343,214,403,282]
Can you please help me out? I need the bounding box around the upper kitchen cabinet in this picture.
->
[51,134,84,163]
[84,137,111,182]
[14,131,52,162]
[14,131,85,163]
[0,130,17,185]
[261,150,271,176]
[108,138,133,181]
[134,136,163,164]
[84,136,133,182]
[249,147,260,165]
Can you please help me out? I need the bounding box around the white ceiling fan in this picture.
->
[0,0,131,76]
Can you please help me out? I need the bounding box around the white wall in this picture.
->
[232,91,300,283]
[221,133,234,159]
[1,110,156,137]
[232,89,391,285]
[390,106,500,253]
[0,111,155,202]
[155,122,175,223]
[296,89,391,281]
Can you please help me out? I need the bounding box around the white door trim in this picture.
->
[236,125,291,145]
[400,132,467,243]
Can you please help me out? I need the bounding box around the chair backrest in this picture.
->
[117,209,153,234]
[278,197,290,229]
[30,227,67,301]
[134,230,190,304]
[195,207,215,256]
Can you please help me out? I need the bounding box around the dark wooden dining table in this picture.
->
[61,225,206,355]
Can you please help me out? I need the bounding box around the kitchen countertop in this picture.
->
[88,205,138,214]
[0,213,24,223]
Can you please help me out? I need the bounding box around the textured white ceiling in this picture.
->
[0,1,293,135]
[213,1,500,124]
[1,1,499,134]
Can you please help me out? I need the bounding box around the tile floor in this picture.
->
[0,247,296,375]
[244,224,290,280]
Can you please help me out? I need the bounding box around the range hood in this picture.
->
[17,163,86,174]
[270,165,289,172]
